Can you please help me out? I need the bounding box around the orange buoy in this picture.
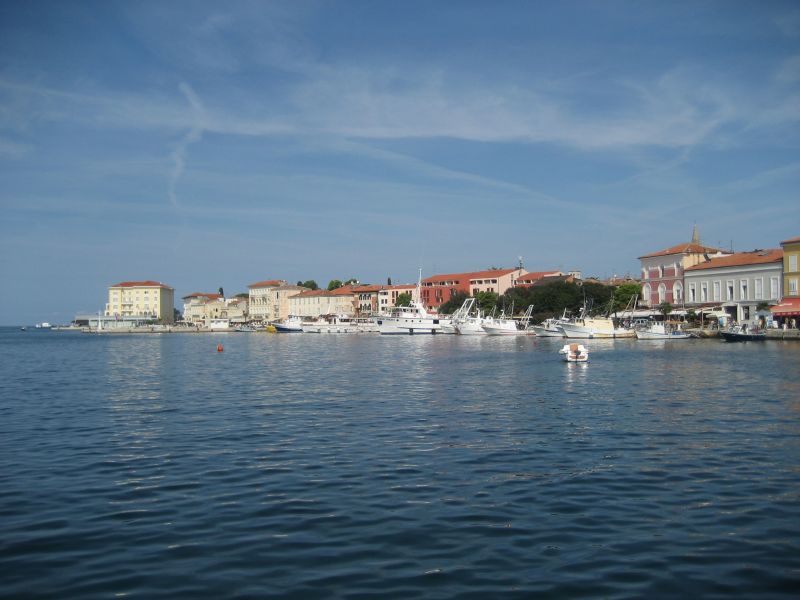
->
[217,343,224,352]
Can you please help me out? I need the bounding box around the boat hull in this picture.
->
[635,330,691,340]
[720,331,766,342]
[560,323,634,339]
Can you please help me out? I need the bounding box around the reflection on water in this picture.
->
[1,329,799,599]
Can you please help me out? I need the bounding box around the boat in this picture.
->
[635,323,691,340]
[35,322,52,329]
[273,315,304,332]
[559,343,589,362]
[234,325,256,332]
[20,327,27,331]
[530,310,570,337]
[450,298,490,335]
[720,324,766,342]
[559,297,636,339]
[481,305,535,335]
[376,270,452,335]
[302,315,378,333]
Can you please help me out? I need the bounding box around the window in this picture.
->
[658,283,666,303]
[755,278,763,300]
[674,282,683,303]
[713,281,721,301]
[771,277,779,299]
[790,278,799,296]
[642,284,651,304]
[701,282,708,302]
[727,281,734,301]
[642,268,648,280]
[740,280,748,300]
[689,283,696,303]
[790,255,798,272]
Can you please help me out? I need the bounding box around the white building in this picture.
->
[288,287,357,318]
[684,249,783,322]
[248,279,288,322]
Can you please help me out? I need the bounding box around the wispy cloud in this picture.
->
[167,82,206,207]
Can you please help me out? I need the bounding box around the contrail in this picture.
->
[168,82,205,208]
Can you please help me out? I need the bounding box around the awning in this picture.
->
[770,298,800,316]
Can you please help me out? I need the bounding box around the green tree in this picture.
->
[438,291,469,314]
[395,292,412,307]
[659,302,673,317]
[613,282,641,312]
[344,278,359,286]
[299,280,319,290]
[327,279,343,291]
[476,291,499,314]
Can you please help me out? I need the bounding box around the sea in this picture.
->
[1,327,799,599]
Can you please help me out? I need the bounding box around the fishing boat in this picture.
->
[559,343,589,362]
[720,324,766,342]
[481,305,535,335]
[273,315,304,332]
[559,297,636,339]
[635,323,691,340]
[530,310,570,337]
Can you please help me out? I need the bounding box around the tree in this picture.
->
[300,280,319,290]
[327,279,343,291]
[438,291,469,314]
[395,292,412,307]
[387,277,392,285]
[235,292,248,299]
[344,278,359,286]
[218,287,224,298]
[613,282,641,312]
[476,291,499,314]
[659,302,673,318]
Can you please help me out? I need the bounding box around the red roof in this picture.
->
[781,236,800,245]
[248,279,286,289]
[771,298,800,315]
[638,242,725,259]
[424,269,517,284]
[516,271,561,283]
[685,249,783,271]
[112,280,172,289]
[181,292,222,300]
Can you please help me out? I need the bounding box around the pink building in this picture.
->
[638,227,728,307]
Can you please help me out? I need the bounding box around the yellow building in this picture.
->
[106,280,175,323]
[781,236,800,298]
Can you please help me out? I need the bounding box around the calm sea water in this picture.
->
[1,327,799,599]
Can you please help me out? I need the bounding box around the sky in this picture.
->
[1,0,799,324]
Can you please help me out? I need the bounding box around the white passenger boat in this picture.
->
[302,315,378,333]
[560,317,634,339]
[376,271,452,334]
[530,310,569,337]
[273,315,304,332]
[559,343,589,362]
[635,323,691,340]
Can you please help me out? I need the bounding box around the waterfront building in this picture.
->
[377,284,416,314]
[684,249,783,322]
[249,280,309,322]
[105,280,175,323]
[771,236,800,325]
[421,268,527,310]
[288,287,358,318]
[182,292,223,324]
[638,226,728,307]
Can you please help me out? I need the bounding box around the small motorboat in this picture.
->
[559,343,589,362]
[720,324,766,342]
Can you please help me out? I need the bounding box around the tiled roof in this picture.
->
[685,249,783,271]
[424,269,517,284]
[112,280,172,289]
[638,242,725,259]
[181,292,222,300]
[248,279,286,289]
[781,236,800,245]
[516,271,561,282]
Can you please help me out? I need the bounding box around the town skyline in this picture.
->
[2,2,799,325]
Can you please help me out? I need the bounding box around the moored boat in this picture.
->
[273,315,304,332]
[720,325,766,342]
[635,323,691,340]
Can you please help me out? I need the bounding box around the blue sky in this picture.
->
[1,0,799,324]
